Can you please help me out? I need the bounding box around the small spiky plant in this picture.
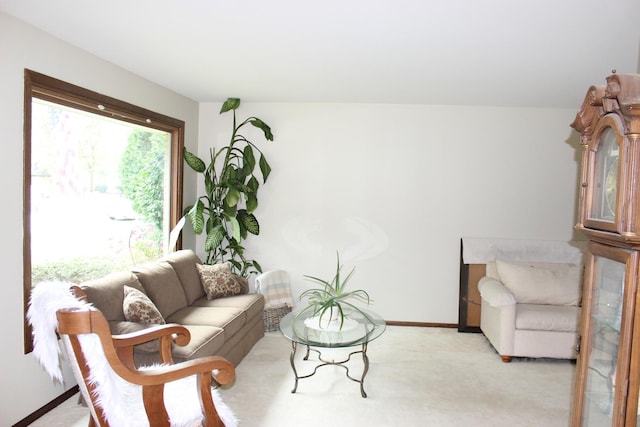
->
[298,251,372,329]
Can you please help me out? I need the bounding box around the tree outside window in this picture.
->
[30,100,170,283]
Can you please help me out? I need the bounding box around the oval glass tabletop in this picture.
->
[279,307,386,348]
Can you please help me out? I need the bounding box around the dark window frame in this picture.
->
[23,69,185,353]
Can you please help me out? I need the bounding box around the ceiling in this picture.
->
[2,0,639,108]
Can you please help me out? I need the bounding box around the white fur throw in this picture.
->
[28,281,238,427]
[28,281,92,383]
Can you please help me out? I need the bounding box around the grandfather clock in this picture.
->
[570,72,640,426]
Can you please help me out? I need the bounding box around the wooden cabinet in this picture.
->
[572,242,640,425]
[571,73,640,426]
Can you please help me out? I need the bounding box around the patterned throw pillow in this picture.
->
[197,262,242,300]
[122,285,165,324]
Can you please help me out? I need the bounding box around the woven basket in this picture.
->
[263,305,292,332]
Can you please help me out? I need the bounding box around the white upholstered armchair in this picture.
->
[461,237,585,363]
[478,259,583,362]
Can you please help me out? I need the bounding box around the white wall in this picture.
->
[196,102,583,323]
[0,12,199,425]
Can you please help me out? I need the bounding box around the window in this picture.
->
[23,70,185,352]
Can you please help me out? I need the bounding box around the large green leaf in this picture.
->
[252,260,263,274]
[230,216,241,242]
[259,154,271,182]
[246,176,259,193]
[243,145,255,170]
[183,148,206,173]
[238,209,260,235]
[205,225,224,252]
[225,188,241,207]
[237,217,248,240]
[250,118,274,141]
[246,193,258,213]
[186,200,205,234]
[220,98,241,114]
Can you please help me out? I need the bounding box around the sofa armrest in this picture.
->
[478,276,516,307]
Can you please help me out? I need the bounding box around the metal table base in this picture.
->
[289,341,370,398]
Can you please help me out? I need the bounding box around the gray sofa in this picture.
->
[79,249,265,367]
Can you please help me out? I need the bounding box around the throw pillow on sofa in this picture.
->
[197,262,242,299]
[122,285,165,324]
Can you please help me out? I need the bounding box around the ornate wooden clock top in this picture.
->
[571,73,640,245]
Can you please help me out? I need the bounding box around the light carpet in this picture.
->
[31,326,576,427]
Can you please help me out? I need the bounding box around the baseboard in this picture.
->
[386,320,458,328]
[12,385,79,427]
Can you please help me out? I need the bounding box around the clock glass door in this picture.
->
[590,127,619,223]
[581,253,625,425]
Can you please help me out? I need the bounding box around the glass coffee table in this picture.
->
[279,307,386,398]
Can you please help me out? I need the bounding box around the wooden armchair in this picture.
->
[51,286,237,427]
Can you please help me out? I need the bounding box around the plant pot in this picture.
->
[304,311,359,331]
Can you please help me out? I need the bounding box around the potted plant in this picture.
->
[181,98,274,277]
[298,252,372,330]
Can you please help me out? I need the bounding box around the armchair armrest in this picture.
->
[112,324,190,347]
[478,276,516,307]
[138,355,236,386]
[112,323,191,367]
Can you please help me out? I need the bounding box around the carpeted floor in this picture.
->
[31,326,576,426]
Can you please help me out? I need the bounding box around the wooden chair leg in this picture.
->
[500,355,512,363]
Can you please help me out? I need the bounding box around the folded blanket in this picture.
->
[255,270,294,309]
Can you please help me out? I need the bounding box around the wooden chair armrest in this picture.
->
[112,323,190,367]
[133,356,236,386]
[112,323,190,347]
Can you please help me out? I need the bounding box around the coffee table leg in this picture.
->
[290,341,299,393]
[360,342,369,398]
[303,344,311,361]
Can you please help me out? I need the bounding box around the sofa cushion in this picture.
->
[163,250,205,305]
[166,306,246,339]
[170,325,226,362]
[192,293,265,323]
[495,260,582,306]
[197,262,242,299]
[516,304,581,332]
[81,271,146,321]
[132,261,188,318]
[122,285,165,325]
